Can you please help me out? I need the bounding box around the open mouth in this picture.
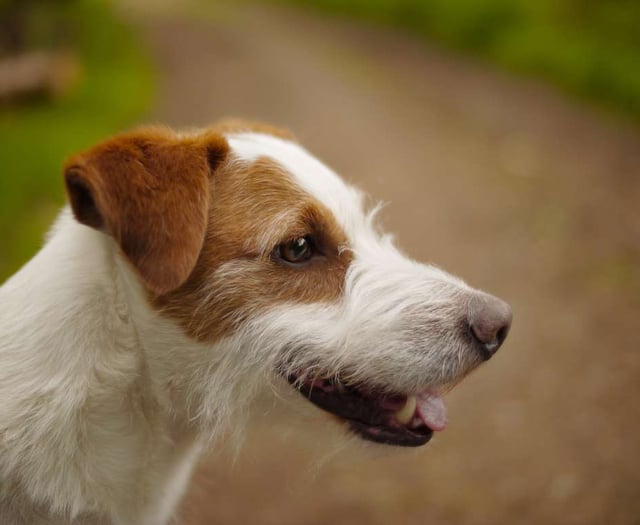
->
[287,376,447,447]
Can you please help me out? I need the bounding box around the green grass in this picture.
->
[0,1,154,281]
[272,0,640,122]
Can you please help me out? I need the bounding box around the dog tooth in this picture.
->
[395,395,417,424]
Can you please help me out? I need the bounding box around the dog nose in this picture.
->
[467,292,512,359]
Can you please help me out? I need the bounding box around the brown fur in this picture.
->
[64,124,350,343]
[155,157,352,342]
[64,126,229,295]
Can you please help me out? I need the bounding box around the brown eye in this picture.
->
[278,236,314,264]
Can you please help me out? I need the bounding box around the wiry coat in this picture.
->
[0,123,509,524]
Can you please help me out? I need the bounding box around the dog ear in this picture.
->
[63,128,229,295]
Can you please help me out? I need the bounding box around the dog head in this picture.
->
[64,121,512,447]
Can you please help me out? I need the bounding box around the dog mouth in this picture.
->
[287,375,447,447]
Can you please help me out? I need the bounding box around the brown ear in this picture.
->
[64,127,229,295]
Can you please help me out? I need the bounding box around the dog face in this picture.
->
[64,122,511,448]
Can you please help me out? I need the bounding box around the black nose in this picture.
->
[467,292,512,359]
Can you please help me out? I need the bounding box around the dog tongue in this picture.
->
[415,390,447,431]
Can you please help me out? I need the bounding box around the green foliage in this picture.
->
[0,1,154,281]
[275,0,640,121]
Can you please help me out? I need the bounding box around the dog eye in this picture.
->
[278,236,314,264]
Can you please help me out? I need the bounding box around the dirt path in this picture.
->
[125,2,640,523]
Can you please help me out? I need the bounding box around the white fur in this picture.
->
[0,132,483,524]
[227,133,476,392]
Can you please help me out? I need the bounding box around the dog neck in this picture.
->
[0,209,205,524]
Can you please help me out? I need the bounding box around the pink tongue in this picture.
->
[415,390,447,431]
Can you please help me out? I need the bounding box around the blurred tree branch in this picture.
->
[0,0,76,55]
[0,0,79,103]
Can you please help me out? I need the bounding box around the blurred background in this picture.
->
[1,0,639,523]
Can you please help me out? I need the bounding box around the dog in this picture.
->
[0,120,512,524]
